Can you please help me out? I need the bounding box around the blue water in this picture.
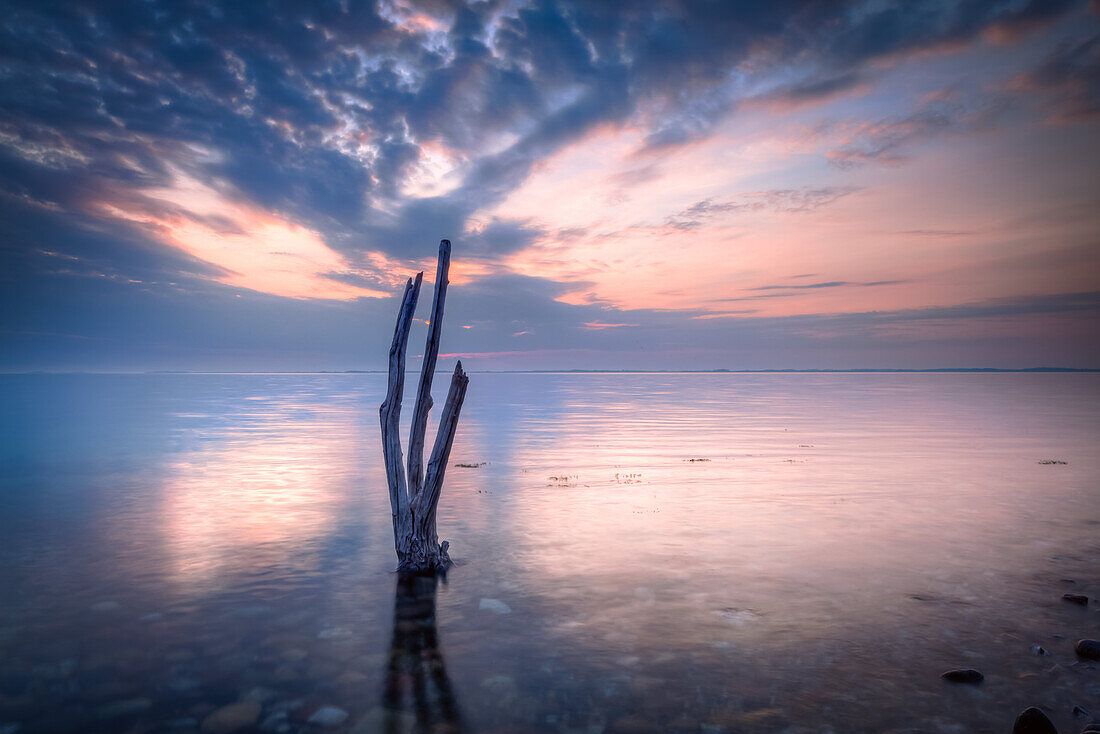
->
[1,373,1098,733]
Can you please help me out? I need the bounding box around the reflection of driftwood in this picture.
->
[383,572,464,733]
[380,239,469,571]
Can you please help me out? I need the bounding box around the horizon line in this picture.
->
[2,367,1099,375]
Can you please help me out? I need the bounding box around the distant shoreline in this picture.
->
[3,368,1099,375]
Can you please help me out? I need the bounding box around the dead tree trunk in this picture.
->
[379,239,469,571]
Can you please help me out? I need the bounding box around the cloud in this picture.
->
[580,322,637,330]
[89,169,390,300]
[665,187,860,230]
[1008,35,1100,121]
[1,0,1098,370]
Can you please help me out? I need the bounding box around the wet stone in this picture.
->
[244,687,277,703]
[200,700,261,734]
[97,697,152,719]
[610,714,662,734]
[307,706,348,727]
[479,598,511,614]
[1075,639,1100,660]
[1013,707,1057,734]
[353,707,416,734]
[941,668,983,684]
[259,711,290,733]
[1063,594,1089,606]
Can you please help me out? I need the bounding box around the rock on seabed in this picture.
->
[1012,707,1057,734]
[1075,639,1100,660]
[941,668,983,684]
[200,701,261,734]
[307,706,348,727]
[479,598,511,614]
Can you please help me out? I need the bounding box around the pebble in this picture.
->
[245,687,278,703]
[480,675,516,696]
[307,706,348,727]
[610,715,662,734]
[941,668,983,684]
[259,712,289,733]
[1075,639,1100,660]
[1031,644,1051,656]
[166,676,199,692]
[97,697,152,719]
[1063,594,1089,606]
[165,718,199,729]
[1012,707,1057,734]
[200,701,261,734]
[478,598,511,614]
[352,707,415,734]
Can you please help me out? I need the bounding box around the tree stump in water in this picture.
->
[379,239,469,571]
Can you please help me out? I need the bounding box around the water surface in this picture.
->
[1,373,1098,733]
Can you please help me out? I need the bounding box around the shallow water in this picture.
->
[1,372,1098,733]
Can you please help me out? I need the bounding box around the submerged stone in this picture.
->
[610,714,662,734]
[1063,594,1089,606]
[200,701,261,734]
[941,668,983,684]
[353,707,416,734]
[1013,707,1057,734]
[478,598,511,614]
[307,707,348,727]
[1075,639,1100,660]
[97,697,152,719]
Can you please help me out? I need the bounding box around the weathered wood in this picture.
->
[379,242,466,572]
[414,361,468,556]
[407,239,452,501]
[380,274,423,561]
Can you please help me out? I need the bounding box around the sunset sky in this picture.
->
[2,0,1098,371]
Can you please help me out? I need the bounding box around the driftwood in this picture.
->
[379,239,468,571]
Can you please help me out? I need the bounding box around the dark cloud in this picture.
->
[1012,34,1100,120]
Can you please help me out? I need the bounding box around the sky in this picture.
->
[1,0,1099,371]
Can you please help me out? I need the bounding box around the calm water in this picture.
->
[1,373,1098,734]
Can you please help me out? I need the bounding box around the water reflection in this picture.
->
[1,373,1099,732]
[382,573,464,733]
[155,394,362,589]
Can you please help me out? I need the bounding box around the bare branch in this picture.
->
[380,273,422,533]
[414,361,469,536]
[407,239,451,501]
